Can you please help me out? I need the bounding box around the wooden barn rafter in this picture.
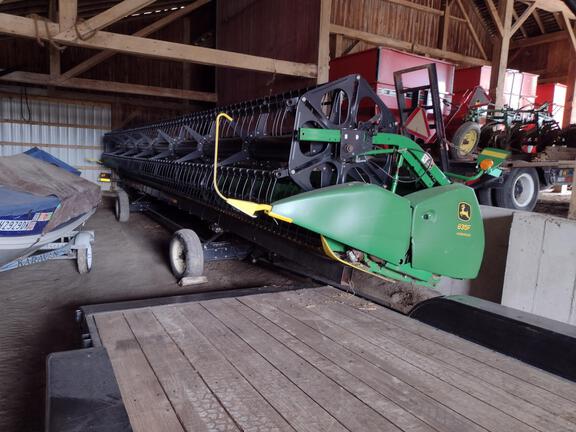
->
[0,0,574,124]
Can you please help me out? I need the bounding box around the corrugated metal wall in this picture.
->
[0,92,111,187]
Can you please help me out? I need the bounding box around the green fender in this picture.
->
[270,182,412,265]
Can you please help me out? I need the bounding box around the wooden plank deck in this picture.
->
[92,286,576,432]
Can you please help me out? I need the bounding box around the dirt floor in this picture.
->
[534,190,572,217]
[0,200,305,432]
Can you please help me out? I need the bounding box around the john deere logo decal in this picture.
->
[458,202,471,221]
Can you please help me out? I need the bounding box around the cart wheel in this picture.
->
[115,189,130,222]
[169,229,204,279]
[494,168,540,211]
[77,243,93,274]
[450,122,481,159]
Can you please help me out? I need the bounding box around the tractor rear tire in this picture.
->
[450,121,481,160]
[494,168,540,211]
[115,189,130,223]
[169,229,204,279]
[476,187,493,207]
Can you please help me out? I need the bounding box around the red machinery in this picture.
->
[330,48,485,159]
[536,83,567,127]
[330,47,455,118]
[453,66,539,109]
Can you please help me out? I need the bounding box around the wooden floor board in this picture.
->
[314,287,576,416]
[93,287,576,432]
[316,286,576,405]
[278,290,576,432]
[178,302,348,432]
[153,306,297,432]
[226,297,437,432]
[122,309,240,432]
[239,296,484,432]
[94,312,186,432]
[202,298,403,432]
[265,291,541,432]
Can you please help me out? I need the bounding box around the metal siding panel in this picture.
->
[0,94,111,187]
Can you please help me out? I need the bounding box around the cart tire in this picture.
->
[115,189,130,223]
[476,187,493,206]
[494,168,540,211]
[77,244,93,274]
[450,121,481,159]
[169,229,204,279]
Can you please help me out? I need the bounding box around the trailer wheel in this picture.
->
[494,168,540,211]
[169,229,204,279]
[450,122,481,159]
[77,243,93,274]
[114,189,130,222]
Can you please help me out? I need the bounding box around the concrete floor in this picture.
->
[0,201,304,432]
[534,190,572,217]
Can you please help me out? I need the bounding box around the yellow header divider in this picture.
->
[213,112,275,218]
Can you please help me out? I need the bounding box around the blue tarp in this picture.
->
[24,148,81,176]
[0,187,60,217]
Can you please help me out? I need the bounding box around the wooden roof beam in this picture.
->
[562,12,576,55]
[0,13,317,78]
[455,0,488,59]
[58,0,156,39]
[386,0,443,15]
[485,0,504,37]
[57,0,211,83]
[330,24,489,66]
[511,2,538,36]
[535,0,575,19]
[510,31,567,48]
[532,9,546,34]
[0,71,217,102]
[512,10,528,38]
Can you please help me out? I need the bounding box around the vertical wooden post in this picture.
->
[59,0,77,32]
[564,58,576,127]
[563,18,576,127]
[317,0,332,84]
[49,0,60,77]
[182,16,192,107]
[334,34,344,58]
[569,160,576,220]
[438,0,451,51]
[489,0,513,107]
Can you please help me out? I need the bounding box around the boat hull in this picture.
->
[0,210,96,267]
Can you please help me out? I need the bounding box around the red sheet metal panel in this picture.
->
[454,66,539,109]
[329,48,379,83]
[537,83,567,126]
[330,47,455,115]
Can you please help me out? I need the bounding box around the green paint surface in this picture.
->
[407,183,484,279]
[271,182,412,264]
